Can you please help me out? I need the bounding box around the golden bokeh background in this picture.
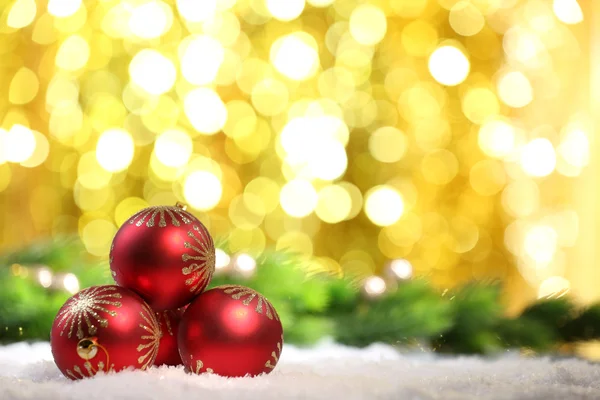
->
[0,0,594,312]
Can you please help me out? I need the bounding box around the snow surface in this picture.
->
[1,340,600,400]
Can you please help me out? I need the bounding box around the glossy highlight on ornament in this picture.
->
[179,285,284,377]
[110,204,216,310]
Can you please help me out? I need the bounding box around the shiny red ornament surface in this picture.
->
[154,308,185,366]
[110,205,216,310]
[179,285,284,377]
[51,285,162,380]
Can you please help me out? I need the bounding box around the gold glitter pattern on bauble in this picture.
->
[129,206,194,228]
[55,286,122,340]
[137,302,162,369]
[182,225,215,294]
[219,285,280,321]
[195,359,214,374]
[265,335,283,369]
[66,360,114,379]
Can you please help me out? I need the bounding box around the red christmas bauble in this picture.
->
[154,308,185,366]
[51,285,162,380]
[110,205,216,310]
[179,285,284,377]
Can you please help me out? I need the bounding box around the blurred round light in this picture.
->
[215,248,231,269]
[82,219,117,257]
[428,46,470,86]
[184,88,228,135]
[7,0,36,29]
[154,129,193,168]
[369,127,408,163]
[129,49,176,95]
[497,71,533,108]
[270,32,319,81]
[96,128,135,172]
[21,130,50,168]
[183,170,223,210]
[129,1,173,39]
[63,273,80,294]
[307,0,334,6]
[280,179,318,218]
[38,268,52,288]
[520,138,556,177]
[538,276,570,299]
[180,35,225,85]
[449,1,485,36]
[56,35,90,71]
[48,0,81,17]
[478,119,516,158]
[389,259,413,280]
[364,186,404,227]
[553,0,583,24]
[309,140,347,181]
[266,0,305,21]
[525,225,557,263]
[501,179,540,218]
[349,5,388,46]
[364,276,386,296]
[234,253,256,272]
[558,129,589,168]
[316,185,352,223]
[176,0,217,22]
[4,125,36,163]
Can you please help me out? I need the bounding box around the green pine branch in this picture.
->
[2,236,600,355]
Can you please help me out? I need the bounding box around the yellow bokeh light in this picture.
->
[96,128,135,172]
[449,1,485,36]
[21,130,50,168]
[4,125,36,163]
[497,71,533,108]
[7,0,36,29]
[56,35,90,71]
[557,128,589,168]
[154,129,193,168]
[183,170,223,210]
[428,46,470,86]
[78,151,113,190]
[9,67,39,105]
[82,219,117,257]
[478,119,516,159]
[129,49,176,95]
[251,78,289,116]
[115,197,149,226]
[462,88,500,124]
[520,138,556,177]
[271,33,319,81]
[309,140,347,181]
[469,160,506,196]
[369,127,408,163]
[316,185,352,223]
[48,0,81,18]
[364,186,404,227]
[538,276,570,299]
[349,5,388,46]
[180,35,225,85]
[280,179,318,218]
[421,149,459,185]
[266,0,305,21]
[307,0,334,6]
[501,179,540,218]
[276,231,313,255]
[176,0,217,22]
[184,88,228,135]
[524,225,557,263]
[129,1,173,39]
[401,20,438,57]
[553,0,583,25]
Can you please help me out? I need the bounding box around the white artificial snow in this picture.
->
[1,340,600,400]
